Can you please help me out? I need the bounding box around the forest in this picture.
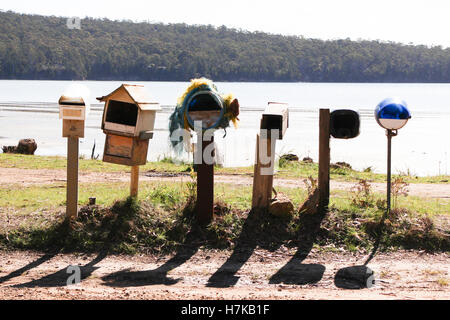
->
[1,10,450,82]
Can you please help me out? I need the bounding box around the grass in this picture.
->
[1,153,449,184]
[0,179,448,254]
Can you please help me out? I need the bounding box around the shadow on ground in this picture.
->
[0,253,57,285]
[12,252,107,288]
[101,231,201,287]
[208,191,327,287]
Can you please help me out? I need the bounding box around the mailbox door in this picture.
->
[103,134,149,166]
[63,120,85,138]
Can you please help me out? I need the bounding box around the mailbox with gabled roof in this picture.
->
[97,84,161,166]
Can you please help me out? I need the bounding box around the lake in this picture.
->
[0,80,449,176]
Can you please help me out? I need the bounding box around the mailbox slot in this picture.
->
[330,109,360,139]
[104,100,139,135]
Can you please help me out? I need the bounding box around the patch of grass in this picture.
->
[0,178,448,254]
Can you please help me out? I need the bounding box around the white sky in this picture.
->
[2,0,450,48]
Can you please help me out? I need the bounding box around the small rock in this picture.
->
[269,193,294,218]
[17,139,38,155]
[302,157,314,163]
[280,154,299,162]
[331,161,352,170]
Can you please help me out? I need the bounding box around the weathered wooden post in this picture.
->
[195,132,215,225]
[97,84,160,198]
[59,85,90,219]
[319,108,361,214]
[252,103,289,210]
[318,109,331,214]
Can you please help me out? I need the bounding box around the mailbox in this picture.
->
[375,98,411,130]
[97,84,161,166]
[186,90,225,130]
[260,102,289,139]
[330,109,360,139]
[59,84,90,138]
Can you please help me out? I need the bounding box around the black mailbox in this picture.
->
[330,109,360,139]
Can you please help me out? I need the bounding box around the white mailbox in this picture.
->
[260,102,289,139]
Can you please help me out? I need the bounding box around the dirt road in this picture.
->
[0,249,448,300]
[1,167,449,199]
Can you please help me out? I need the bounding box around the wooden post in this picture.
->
[252,133,276,209]
[130,165,139,198]
[66,136,79,219]
[196,135,214,225]
[318,109,330,214]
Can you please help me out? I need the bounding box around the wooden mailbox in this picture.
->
[252,102,289,210]
[59,90,90,138]
[59,84,90,219]
[97,84,160,167]
[260,102,289,140]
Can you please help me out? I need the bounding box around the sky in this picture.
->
[2,0,450,48]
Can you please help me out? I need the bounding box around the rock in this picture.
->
[331,161,352,170]
[269,193,295,218]
[2,145,18,153]
[280,154,299,162]
[17,139,37,155]
[302,157,314,163]
[334,266,374,289]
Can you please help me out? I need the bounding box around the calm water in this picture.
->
[0,80,449,176]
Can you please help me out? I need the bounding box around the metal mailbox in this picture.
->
[260,102,289,140]
[375,98,411,130]
[97,84,161,166]
[330,109,360,139]
[185,90,225,130]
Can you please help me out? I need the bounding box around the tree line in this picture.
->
[1,10,450,82]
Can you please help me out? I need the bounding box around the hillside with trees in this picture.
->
[1,10,450,82]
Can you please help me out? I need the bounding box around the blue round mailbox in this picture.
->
[375,97,411,215]
[375,98,411,130]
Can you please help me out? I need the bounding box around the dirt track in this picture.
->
[0,249,448,300]
[1,167,449,199]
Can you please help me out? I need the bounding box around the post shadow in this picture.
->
[101,231,201,287]
[207,208,293,288]
[12,251,107,288]
[269,192,327,285]
[0,253,57,284]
